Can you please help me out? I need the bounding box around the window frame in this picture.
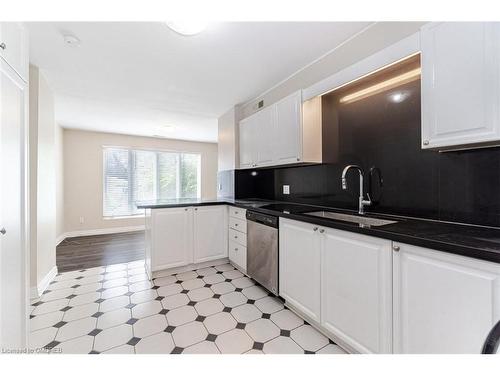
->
[102,145,202,218]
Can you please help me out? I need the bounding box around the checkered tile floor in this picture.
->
[29,261,347,354]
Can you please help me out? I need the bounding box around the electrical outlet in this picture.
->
[283,185,290,195]
[79,216,85,224]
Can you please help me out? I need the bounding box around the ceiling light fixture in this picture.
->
[166,21,208,36]
[339,68,421,104]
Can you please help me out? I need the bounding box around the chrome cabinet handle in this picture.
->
[393,245,400,252]
[423,140,429,146]
[0,43,6,50]
[319,229,325,233]
[0,227,6,235]
[313,227,318,232]
[234,248,238,251]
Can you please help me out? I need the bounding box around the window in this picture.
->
[103,147,201,217]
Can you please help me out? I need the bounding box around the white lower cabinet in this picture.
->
[393,243,500,353]
[147,206,228,273]
[193,206,228,263]
[150,207,193,271]
[279,218,392,353]
[321,228,392,354]
[279,219,322,324]
[228,207,247,272]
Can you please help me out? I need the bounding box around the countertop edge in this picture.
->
[139,200,500,264]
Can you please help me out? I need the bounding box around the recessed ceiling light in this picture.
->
[62,34,81,47]
[166,21,208,36]
[388,91,411,103]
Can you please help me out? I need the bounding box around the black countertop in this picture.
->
[137,199,500,264]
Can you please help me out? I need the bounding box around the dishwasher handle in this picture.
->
[246,210,278,228]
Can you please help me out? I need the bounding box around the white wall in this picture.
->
[239,22,426,119]
[29,65,57,293]
[217,107,238,172]
[63,129,218,234]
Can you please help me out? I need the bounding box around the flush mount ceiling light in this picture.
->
[166,21,208,36]
[62,34,81,47]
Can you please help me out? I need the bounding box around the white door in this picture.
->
[279,218,321,323]
[421,22,500,149]
[321,228,392,353]
[255,107,275,166]
[393,242,500,353]
[0,23,28,81]
[274,91,302,163]
[238,117,256,169]
[193,205,228,263]
[0,58,28,349]
[151,207,193,271]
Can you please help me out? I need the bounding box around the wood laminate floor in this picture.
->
[56,231,145,273]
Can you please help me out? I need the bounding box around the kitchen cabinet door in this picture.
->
[255,106,275,166]
[421,22,500,149]
[321,228,392,353]
[393,242,500,353]
[238,116,257,169]
[151,207,193,271]
[274,91,301,164]
[193,205,228,263]
[279,218,321,323]
[228,240,246,272]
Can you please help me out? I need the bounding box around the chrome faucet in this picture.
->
[341,165,372,215]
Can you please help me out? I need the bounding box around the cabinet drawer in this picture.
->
[229,228,246,246]
[229,217,247,233]
[229,206,246,220]
[229,240,247,271]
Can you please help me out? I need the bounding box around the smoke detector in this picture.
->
[63,34,81,47]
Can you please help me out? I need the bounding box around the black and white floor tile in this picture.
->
[29,261,347,354]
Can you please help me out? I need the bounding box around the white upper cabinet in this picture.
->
[0,23,28,82]
[238,91,322,169]
[255,107,275,165]
[274,91,301,163]
[321,228,392,354]
[393,243,500,353]
[193,206,228,263]
[238,116,257,168]
[421,22,500,150]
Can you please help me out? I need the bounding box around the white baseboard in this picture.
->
[31,265,58,298]
[59,225,145,241]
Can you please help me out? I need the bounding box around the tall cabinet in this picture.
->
[0,22,29,349]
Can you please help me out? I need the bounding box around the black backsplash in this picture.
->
[235,78,500,228]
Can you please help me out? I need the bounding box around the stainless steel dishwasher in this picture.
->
[246,210,279,295]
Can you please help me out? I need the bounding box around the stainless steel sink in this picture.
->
[304,211,398,227]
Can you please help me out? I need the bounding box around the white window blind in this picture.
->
[103,148,201,217]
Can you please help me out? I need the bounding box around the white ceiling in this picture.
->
[27,22,371,142]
